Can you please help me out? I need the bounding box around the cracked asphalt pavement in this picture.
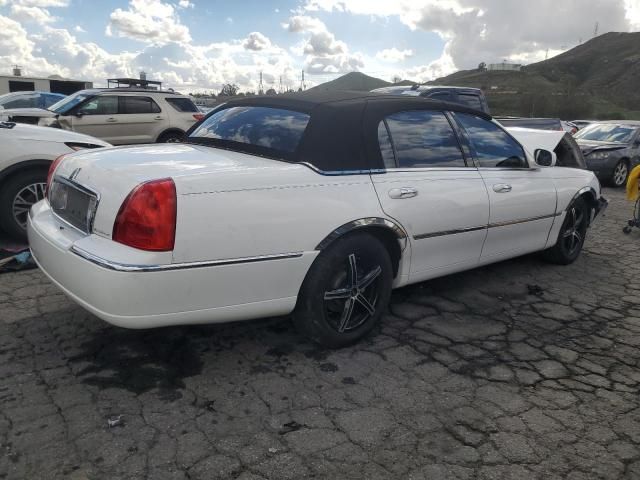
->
[1,188,640,480]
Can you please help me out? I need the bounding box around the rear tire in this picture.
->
[294,232,393,348]
[543,197,589,265]
[0,169,48,241]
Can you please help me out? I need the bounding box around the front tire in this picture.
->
[610,159,629,188]
[294,232,393,348]
[543,197,589,265]
[0,169,48,241]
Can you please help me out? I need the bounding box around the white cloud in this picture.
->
[108,0,191,44]
[243,32,272,51]
[285,15,364,73]
[74,25,86,33]
[376,48,413,63]
[15,0,70,6]
[178,0,193,8]
[303,0,636,80]
[10,5,55,23]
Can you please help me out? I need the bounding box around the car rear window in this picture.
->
[166,97,199,113]
[189,106,310,157]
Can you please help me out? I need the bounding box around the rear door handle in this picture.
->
[493,184,512,193]
[105,117,117,123]
[389,187,418,199]
[154,116,164,120]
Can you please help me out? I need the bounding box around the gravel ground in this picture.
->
[1,187,639,480]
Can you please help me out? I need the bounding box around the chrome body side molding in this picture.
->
[70,246,303,272]
[316,217,408,251]
[413,212,562,241]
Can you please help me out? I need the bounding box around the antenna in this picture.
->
[593,21,599,38]
[258,71,264,95]
[545,49,549,60]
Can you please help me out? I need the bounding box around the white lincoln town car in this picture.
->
[28,91,607,348]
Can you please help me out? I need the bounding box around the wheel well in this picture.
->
[578,191,598,226]
[322,226,403,278]
[0,161,50,189]
[156,128,185,142]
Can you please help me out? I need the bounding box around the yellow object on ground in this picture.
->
[627,165,640,201]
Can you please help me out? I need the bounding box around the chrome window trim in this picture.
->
[70,246,304,272]
[316,217,408,251]
[413,212,562,240]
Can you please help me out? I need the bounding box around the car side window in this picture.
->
[456,113,528,168]
[382,110,466,168]
[78,96,118,115]
[426,92,453,102]
[457,94,483,111]
[120,96,161,114]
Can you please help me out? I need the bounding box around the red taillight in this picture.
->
[193,113,204,121]
[46,154,66,194]
[112,178,177,252]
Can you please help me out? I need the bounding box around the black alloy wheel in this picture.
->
[294,232,393,348]
[543,197,589,265]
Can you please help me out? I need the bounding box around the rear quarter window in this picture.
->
[120,96,161,114]
[166,97,200,113]
[457,94,483,111]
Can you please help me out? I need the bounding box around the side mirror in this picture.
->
[74,111,84,118]
[535,149,557,167]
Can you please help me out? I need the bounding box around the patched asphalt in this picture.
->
[1,187,639,480]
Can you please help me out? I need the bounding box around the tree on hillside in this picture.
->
[219,83,239,97]
[478,62,487,71]
[392,75,402,84]
[265,88,277,95]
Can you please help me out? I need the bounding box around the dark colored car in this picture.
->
[371,85,490,115]
[574,121,640,187]
[495,117,564,131]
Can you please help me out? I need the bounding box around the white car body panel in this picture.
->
[0,123,110,172]
[28,128,604,330]
[507,127,565,153]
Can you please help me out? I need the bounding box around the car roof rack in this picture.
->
[107,78,163,90]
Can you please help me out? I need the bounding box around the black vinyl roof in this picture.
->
[220,90,492,119]
[196,90,492,172]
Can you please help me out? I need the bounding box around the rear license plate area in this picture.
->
[49,178,97,233]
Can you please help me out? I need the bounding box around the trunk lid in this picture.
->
[52,143,301,239]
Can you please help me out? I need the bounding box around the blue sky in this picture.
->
[1,0,638,92]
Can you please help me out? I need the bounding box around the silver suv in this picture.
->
[1,89,203,145]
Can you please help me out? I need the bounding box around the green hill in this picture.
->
[427,32,640,119]
[312,32,640,119]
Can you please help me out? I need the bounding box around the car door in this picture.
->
[65,95,120,143]
[452,112,558,262]
[370,109,490,282]
[116,96,164,144]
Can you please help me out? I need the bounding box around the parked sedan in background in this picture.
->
[0,122,109,240]
[574,121,640,187]
[0,88,203,145]
[0,91,65,110]
[29,91,606,348]
[371,85,490,114]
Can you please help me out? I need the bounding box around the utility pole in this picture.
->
[593,21,599,38]
[279,75,283,94]
[299,70,306,91]
[258,71,264,95]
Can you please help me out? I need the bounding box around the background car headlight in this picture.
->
[589,151,611,160]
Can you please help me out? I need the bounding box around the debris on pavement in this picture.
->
[107,415,124,428]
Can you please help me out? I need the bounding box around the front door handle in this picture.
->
[154,116,164,120]
[493,184,512,193]
[389,187,418,199]
[105,117,117,123]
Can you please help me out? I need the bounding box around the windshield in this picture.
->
[48,92,94,114]
[189,106,310,158]
[574,123,637,143]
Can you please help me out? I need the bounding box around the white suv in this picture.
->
[1,89,203,145]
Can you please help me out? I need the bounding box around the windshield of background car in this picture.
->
[574,124,637,143]
[189,106,310,158]
[48,92,93,114]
